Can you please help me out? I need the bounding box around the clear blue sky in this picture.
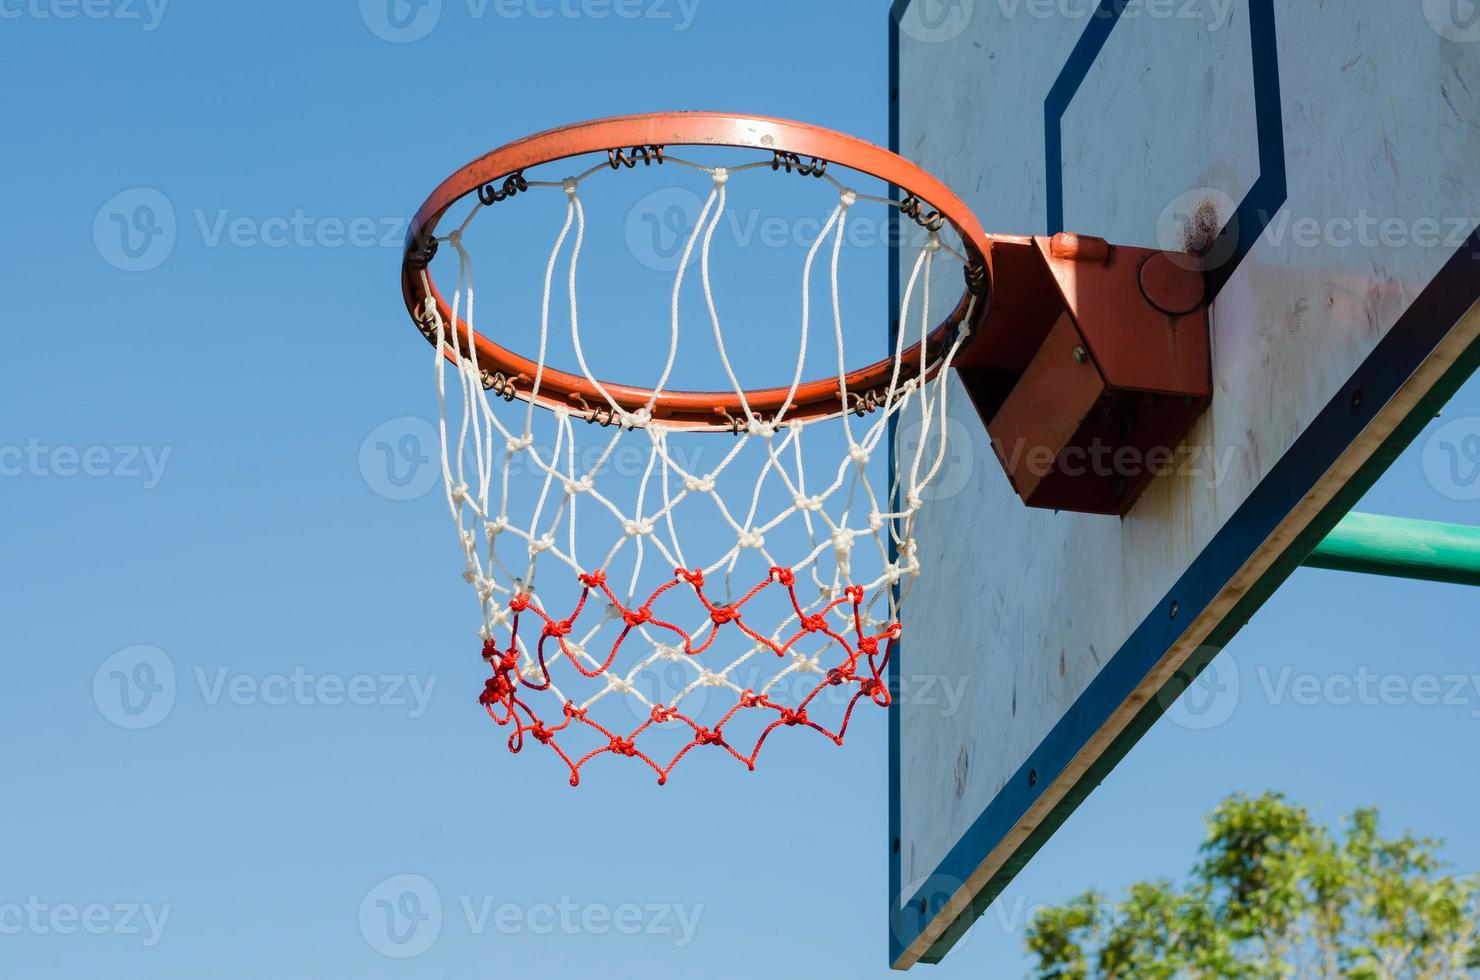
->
[3,2,1478,977]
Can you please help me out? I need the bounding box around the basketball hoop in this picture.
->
[400,112,989,784]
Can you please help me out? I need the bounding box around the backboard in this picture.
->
[888,0,1480,967]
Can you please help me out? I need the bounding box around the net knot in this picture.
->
[604,675,634,695]
[530,534,556,554]
[480,673,515,705]
[619,408,652,428]
[578,570,607,588]
[849,445,871,465]
[858,636,880,656]
[709,605,739,626]
[509,593,532,613]
[801,614,830,633]
[699,669,726,687]
[563,178,579,196]
[746,417,776,439]
[451,482,470,502]
[543,619,574,639]
[650,704,677,723]
[506,435,533,453]
[530,722,555,745]
[840,188,858,207]
[694,727,723,746]
[610,736,637,757]
[623,518,655,537]
[778,707,809,727]
[677,568,704,588]
[568,476,594,496]
[737,531,765,550]
[480,639,500,662]
[711,167,730,185]
[738,690,763,708]
[827,664,856,686]
[859,678,883,699]
[868,511,885,532]
[831,528,854,554]
[564,702,586,720]
[623,607,653,628]
[771,567,796,587]
[844,585,865,605]
[794,494,824,512]
[906,491,924,510]
[683,474,715,494]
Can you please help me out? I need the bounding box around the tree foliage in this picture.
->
[1025,793,1480,978]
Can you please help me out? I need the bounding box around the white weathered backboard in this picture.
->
[888,0,1480,966]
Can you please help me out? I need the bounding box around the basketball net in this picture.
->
[414,151,974,784]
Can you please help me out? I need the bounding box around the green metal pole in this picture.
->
[1303,512,1480,586]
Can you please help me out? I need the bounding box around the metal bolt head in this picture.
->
[1071,346,1088,365]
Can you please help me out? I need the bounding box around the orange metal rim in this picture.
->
[400,112,992,430]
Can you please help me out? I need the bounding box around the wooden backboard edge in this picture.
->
[891,236,1480,968]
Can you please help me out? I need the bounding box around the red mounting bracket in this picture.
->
[955,233,1211,516]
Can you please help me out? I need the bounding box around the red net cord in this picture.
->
[477,565,898,785]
